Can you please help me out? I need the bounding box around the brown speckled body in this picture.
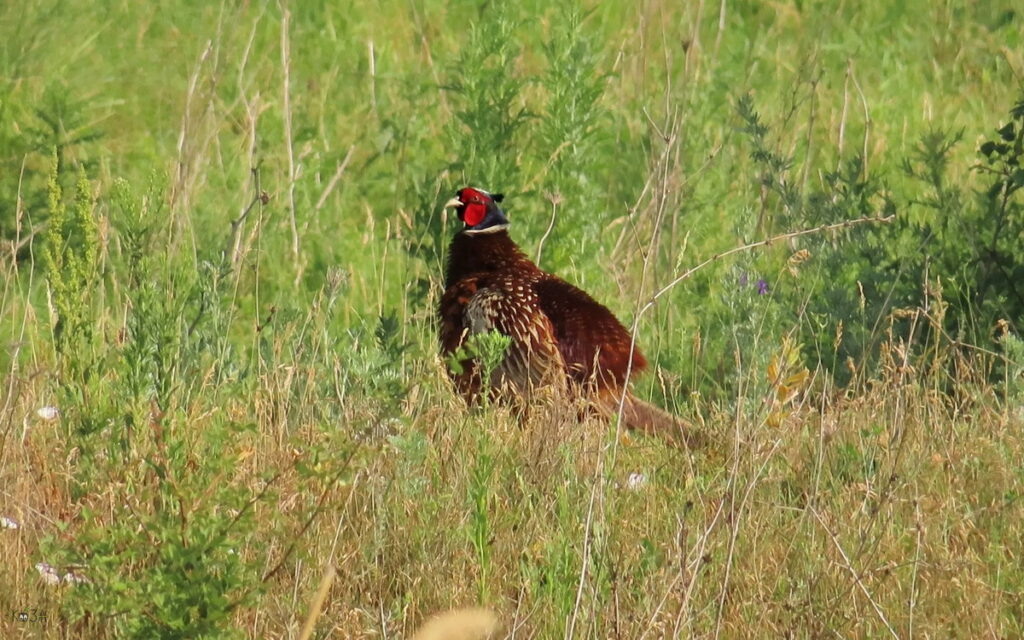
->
[440,229,646,402]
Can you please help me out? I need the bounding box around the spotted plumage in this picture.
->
[439,187,704,447]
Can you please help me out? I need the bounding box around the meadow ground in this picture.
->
[1,1,1023,637]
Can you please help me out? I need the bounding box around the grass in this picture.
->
[1,0,1023,637]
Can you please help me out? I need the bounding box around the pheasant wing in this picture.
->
[534,276,646,390]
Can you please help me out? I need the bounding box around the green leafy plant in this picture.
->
[468,450,496,604]
[42,152,100,358]
[533,6,610,269]
[725,91,1024,391]
[445,330,512,401]
[444,4,530,189]
[41,177,294,638]
[1001,331,1024,407]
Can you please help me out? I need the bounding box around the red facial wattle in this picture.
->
[463,202,486,227]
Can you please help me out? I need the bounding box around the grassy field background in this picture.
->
[1,1,1023,637]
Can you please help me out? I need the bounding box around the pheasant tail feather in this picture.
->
[599,392,705,449]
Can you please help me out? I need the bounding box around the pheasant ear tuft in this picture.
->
[492,193,505,203]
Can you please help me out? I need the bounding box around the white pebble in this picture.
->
[625,472,648,491]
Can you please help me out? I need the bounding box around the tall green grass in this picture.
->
[1,1,1022,637]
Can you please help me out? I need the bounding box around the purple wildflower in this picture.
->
[757,279,769,295]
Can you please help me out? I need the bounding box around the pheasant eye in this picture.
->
[463,202,486,227]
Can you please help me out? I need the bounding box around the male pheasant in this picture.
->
[439,187,703,447]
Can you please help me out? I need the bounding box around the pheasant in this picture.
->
[439,187,703,447]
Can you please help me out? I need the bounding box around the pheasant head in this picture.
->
[442,187,529,288]
[445,187,508,234]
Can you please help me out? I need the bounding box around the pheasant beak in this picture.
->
[443,197,463,210]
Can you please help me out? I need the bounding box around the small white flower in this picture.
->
[35,562,61,585]
[1,516,19,530]
[625,472,648,491]
[37,406,59,421]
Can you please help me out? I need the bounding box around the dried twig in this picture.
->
[260,450,356,585]
[637,214,894,318]
[280,5,301,275]
[534,194,561,266]
[297,564,336,640]
[314,145,356,212]
[812,508,900,639]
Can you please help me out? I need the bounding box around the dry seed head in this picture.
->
[995,318,1010,338]
[787,249,812,276]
